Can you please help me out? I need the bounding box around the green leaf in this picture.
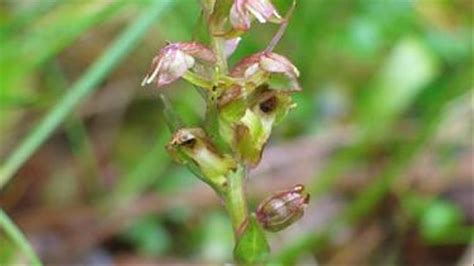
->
[0,0,130,101]
[420,199,464,242]
[357,37,439,135]
[123,215,171,257]
[233,215,270,264]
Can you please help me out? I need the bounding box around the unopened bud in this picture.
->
[256,184,310,232]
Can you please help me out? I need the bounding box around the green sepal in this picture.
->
[234,88,294,166]
[219,93,247,123]
[271,92,294,124]
[235,109,269,166]
[267,73,301,92]
[204,93,232,153]
[233,215,270,264]
[166,128,236,194]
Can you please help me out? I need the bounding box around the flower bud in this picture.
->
[142,42,216,88]
[166,128,236,187]
[256,184,310,232]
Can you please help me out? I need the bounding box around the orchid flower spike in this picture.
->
[230,0,283,31]
[142,42,216,88]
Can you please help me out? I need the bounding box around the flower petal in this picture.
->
[142,42,214,88]
[157,50,195,87]
[260,52,299,77]
[229,0,282,31]
[141,53,164,86]
[176,42,216,62]
[245,0,281,23]
[224,37,242,58]
[230,0,252,30]
[230,53,263,77]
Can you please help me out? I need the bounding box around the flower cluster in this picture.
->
[142,0,308,260]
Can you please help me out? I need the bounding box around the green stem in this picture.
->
[182,70,213,89]
[225,165,249,234]
[0,209,42,266]
[199,0,228,75]
[199,1,269,262]
[206,5,247,234]
[211,36,229,75]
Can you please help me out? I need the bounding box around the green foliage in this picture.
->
[0,209,42,266]
[419,200,464,242]
[233,216,270,264]
[0,0,175,188]
[123,215,171,256]
[357,37,439,135]
[0,0,129,107]
[200,212,234,261]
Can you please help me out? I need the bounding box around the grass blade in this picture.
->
[0,209,42,266]
[0,0,175,189]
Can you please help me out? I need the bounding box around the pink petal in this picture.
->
[230,52,263,77]
[157,50,195,87]
[260,52,299,77]
[224,37,242,58]
[245,0,279,23]
[142,42,215,88]
[141,53,163,86]
[230,1,251,30]
[176,42,216,63]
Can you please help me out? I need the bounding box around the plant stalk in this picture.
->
[199,1,269,262]
[211,36,229,75]
[204,2,247,233]
[225,165,249,234]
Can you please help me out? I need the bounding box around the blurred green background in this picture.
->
[0,0,472,264]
